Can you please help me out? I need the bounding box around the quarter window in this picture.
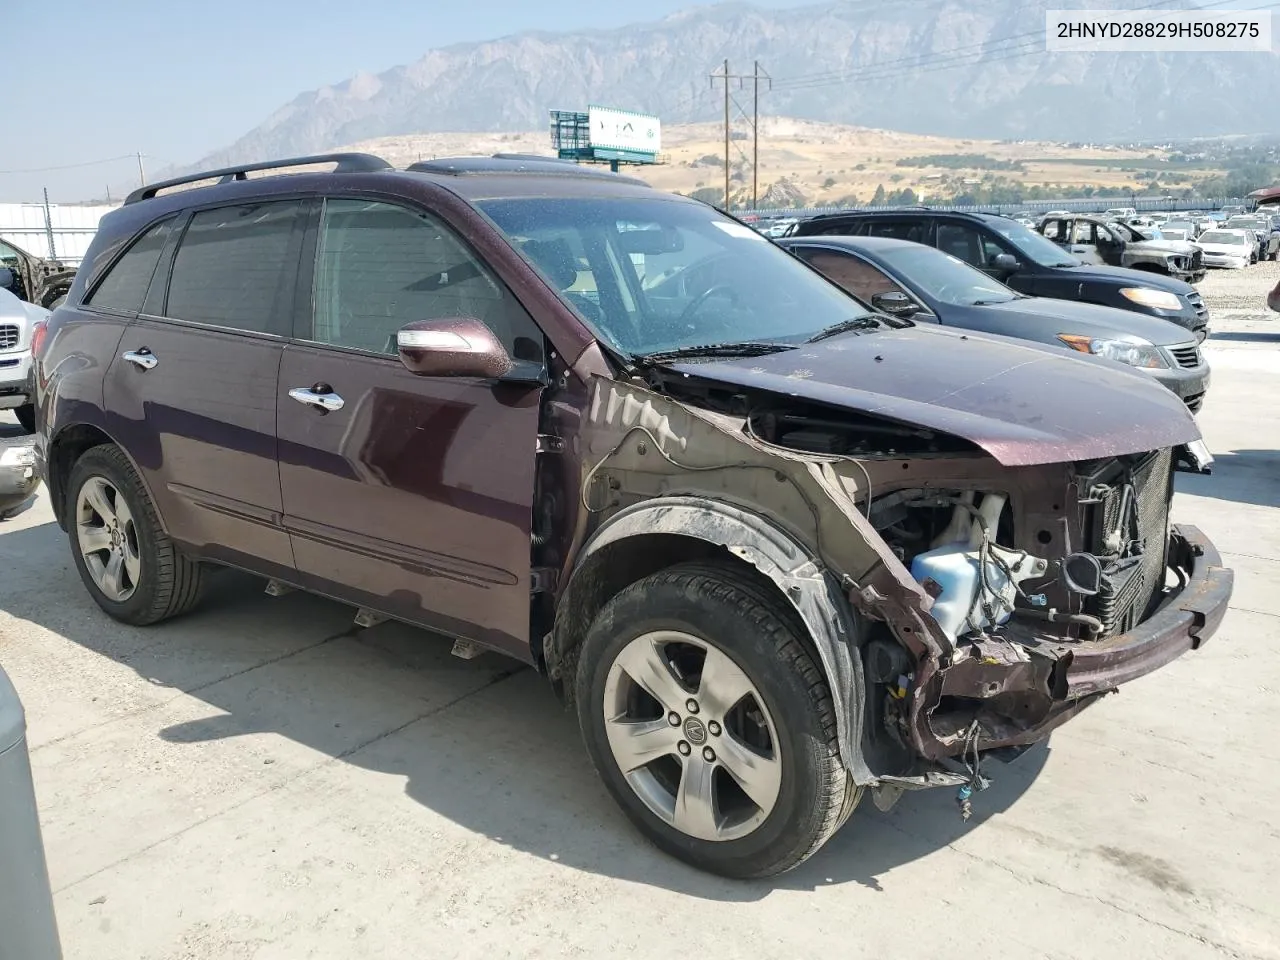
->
[308,198,537,357]
[165,200,306,334]
[86,219,174,314]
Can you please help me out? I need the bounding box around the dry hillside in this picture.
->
[335,117,1215,208]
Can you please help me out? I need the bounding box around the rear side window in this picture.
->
[864,219,927,242]
[86,219,174,314]
[165,200,306,334]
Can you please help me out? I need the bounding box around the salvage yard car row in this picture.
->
[23,153,1236,879]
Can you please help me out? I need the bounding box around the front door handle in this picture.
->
[122,349,158,370]
[288,385,345,413]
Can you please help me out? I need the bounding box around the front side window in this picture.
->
[165,200,306,334]
[308,198,537,358]
[480,197,872,357]
[86,219,174,314]
[936,223,989,266]
[986,218,1081,267]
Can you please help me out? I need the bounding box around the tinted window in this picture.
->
[793,248,906,305]
[165,200,305,334]
[309,198,537,357]
[864,219,927,242]
[86,219,173,313]
[936,223,989,265]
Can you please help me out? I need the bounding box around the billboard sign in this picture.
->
[587,106,661,156]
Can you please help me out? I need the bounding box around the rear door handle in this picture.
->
[122,349,158,370]
[288,385,344,413]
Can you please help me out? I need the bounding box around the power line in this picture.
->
[770,0,1262,92]
[0,154,140,175]
[777,0,1276,94]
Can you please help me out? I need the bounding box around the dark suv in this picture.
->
[34,154,1231,879]
[790,210,1210,342]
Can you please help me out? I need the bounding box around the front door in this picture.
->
[103,199,306,575]
[276,197,544,658]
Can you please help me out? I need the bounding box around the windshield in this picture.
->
[990,218,1080,267]
[479,197,870,357]
[1199,231,1247,245]
[876,244,1019,306]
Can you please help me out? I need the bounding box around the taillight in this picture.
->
[30,319,48,361]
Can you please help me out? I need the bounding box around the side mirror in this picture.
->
[395,318,513,379]
[870,291,921,317]
[0,267,13,291]
[992,253,1021,272]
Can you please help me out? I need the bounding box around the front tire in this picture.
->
[66,444,206,625]
[575,561,859,878]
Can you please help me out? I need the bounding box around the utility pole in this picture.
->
[710,61,768,211]
[42,188,56,260]
[751,61,771,209]
[136,152,146,187]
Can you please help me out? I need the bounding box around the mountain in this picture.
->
[182,0,1280,173]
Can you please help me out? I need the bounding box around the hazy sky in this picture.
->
[2,0,821,202]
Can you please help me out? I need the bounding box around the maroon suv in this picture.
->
[34,154,1232,878]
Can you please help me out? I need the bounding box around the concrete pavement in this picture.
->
[1,265,1278,959]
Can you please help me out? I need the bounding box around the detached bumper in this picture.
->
[1063,525,1231,697]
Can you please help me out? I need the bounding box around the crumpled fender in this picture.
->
[563,494,876,784]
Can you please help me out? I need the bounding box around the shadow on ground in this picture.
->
[1177,448,1280,509]
[0,518,1047,899]
[1207,331,1280,343]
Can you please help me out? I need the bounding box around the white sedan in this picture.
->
[1196,229,1254,269]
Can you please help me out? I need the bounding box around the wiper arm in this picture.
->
[633,341,797,364]
[806,314,898,343]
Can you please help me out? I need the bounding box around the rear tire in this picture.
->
[13,404,35,434]
[575,560,859,879]
[66,444,206,625]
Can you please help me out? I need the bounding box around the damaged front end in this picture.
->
[555,365,1232,812]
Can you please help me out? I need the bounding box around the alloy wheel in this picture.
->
[602,630,783,842]
[75,476,141,602]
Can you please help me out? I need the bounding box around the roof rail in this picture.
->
[406,154,647,184]
[124,152,392,205]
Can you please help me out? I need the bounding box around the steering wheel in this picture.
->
[677,283,741,327]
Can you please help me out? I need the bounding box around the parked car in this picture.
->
[0,237,77,311]
[35,153,1232,879]
[0,282,45,433]
[1161,220,1198,239]
[1037,214,1205,284]
[777,235,1210,413]
[1102,207,1137,220]
[1195,229,1254,269]
[1225,216,1279,261]
[0,435,39,519]
[790,210,1210,341]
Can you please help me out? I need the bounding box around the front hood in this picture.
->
[1134,239,1197,256]
[985,297,1197,346]
[667,326,1200,467]
[1054,262,1196,294]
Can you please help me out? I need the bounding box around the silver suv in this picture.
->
[0,281,44,433]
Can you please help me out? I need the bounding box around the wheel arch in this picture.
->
[47,421,163,535]
[548,496,873,780]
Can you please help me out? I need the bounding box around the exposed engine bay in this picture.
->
[555,367,1209,806]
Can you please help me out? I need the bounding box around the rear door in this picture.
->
[103,199,306,574]
[275,196,544,658]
